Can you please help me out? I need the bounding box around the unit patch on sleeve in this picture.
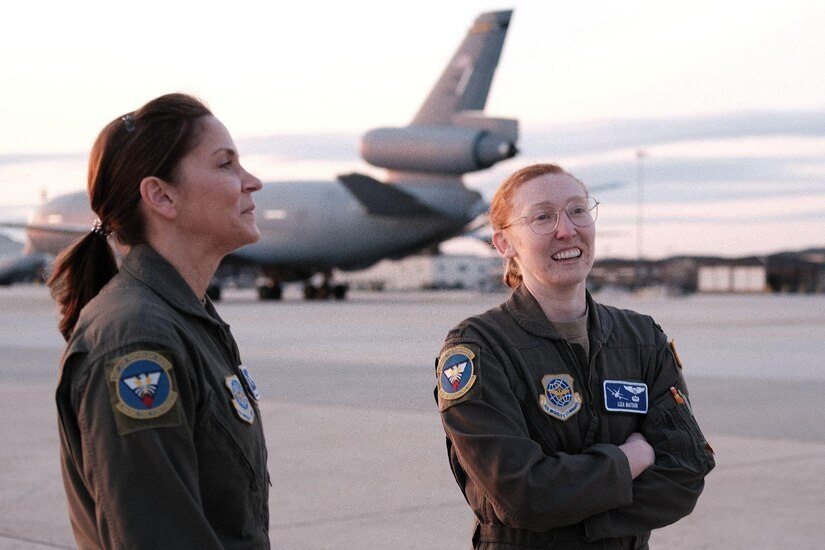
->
[539,374,582,421]
[603,380,649,414]
[436,345,478,407]
[669,340,684,369]
[107,350,183,435]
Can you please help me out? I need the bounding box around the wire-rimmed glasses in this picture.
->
[502,197,599,235]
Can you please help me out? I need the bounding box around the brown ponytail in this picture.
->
[49,232,118,340]
[48,93,212,340]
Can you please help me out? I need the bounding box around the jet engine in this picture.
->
[359,124,517,175]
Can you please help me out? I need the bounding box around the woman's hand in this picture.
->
[619,432,655,479]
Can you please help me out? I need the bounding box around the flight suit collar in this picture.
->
[506,284,558,338]
[120,243,220,324]
[506,284,613,345]
[586,290,612,353]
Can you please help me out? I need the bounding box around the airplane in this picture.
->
[0,234,49,286]
[1,9,518,300]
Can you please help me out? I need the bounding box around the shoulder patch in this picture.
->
[669,340,684,369]
[436,345,478,407]
[107,350,183,435]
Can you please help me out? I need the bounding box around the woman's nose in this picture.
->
[554,211,577,238]
[243,168,263,191]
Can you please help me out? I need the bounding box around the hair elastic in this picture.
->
[91,218,111,238]
[121,114,136,133]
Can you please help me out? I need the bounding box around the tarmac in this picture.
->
[1,284,824,549]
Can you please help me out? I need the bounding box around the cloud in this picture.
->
[524,110,825,155]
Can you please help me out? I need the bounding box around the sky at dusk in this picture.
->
[1,0,823,259]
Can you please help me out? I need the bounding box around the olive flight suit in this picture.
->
[56,244,270,549]
[435,284,714,549]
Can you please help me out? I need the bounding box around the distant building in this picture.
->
[345,253,504,291]
[343,237,504,291]
[589,259,638,290]
[343,241,824,295]
[766,249,825,293]
[591,256,770,294]
[695,258,767,293]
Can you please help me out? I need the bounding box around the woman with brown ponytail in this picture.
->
[434,163,714,549]
[51,93,270,549]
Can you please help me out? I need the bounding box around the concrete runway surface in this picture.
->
[1,285,824,549]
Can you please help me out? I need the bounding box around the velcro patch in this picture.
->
[107,350,183,435]
[603,380,648,414]
[436,345,478,406]
[539,374,582,421]
[239,365,261,402]
[225,375,255,424]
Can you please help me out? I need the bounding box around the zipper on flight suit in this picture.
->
[210,318,272,530]
[560,339,601,448]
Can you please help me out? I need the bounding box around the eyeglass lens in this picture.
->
[529,198,598,234]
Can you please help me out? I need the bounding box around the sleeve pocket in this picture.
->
[643,398,715,477]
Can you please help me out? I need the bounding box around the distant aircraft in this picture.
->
[2,10,518,300]
[0,238,48,286]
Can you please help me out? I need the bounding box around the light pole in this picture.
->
[635,149,647,289]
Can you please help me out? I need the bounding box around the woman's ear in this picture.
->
[139,176,178,221]
[492,229,516,259]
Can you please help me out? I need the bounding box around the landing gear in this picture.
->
[256,268,284,301]
[303,271,348,300]
[254,269,347,301]
[303,283,348,300]
[257,283,283,300]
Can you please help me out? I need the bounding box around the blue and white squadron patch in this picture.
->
[225,375,255,424]
[110,351,178,420]
[437,345,477,402]
[239,365,261,402]
[539,374,582,421]
[603,380,649,414]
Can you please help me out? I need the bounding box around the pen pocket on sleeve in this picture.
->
[644,398,715,477]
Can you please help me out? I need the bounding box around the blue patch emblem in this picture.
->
[437,345,477,401]
[239,365,260,402]
[225,375,255,424]
[110,351,178,420]
[539,374,582,421]
[603,380,649,414]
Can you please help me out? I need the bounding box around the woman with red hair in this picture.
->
[434,163,714,549]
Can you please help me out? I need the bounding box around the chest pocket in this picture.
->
[196,390,266,528]
[510,344,594,453]
[510,369,563,453]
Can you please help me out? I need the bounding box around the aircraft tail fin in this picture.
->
[358,10,518,182]
[412,10,512,125]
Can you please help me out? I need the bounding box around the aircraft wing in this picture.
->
[0,253,50,285]
[338,173,444,217]
[0,221,89,235]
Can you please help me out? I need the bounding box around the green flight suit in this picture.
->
[56,244,270,549]
[435,284,714,549]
